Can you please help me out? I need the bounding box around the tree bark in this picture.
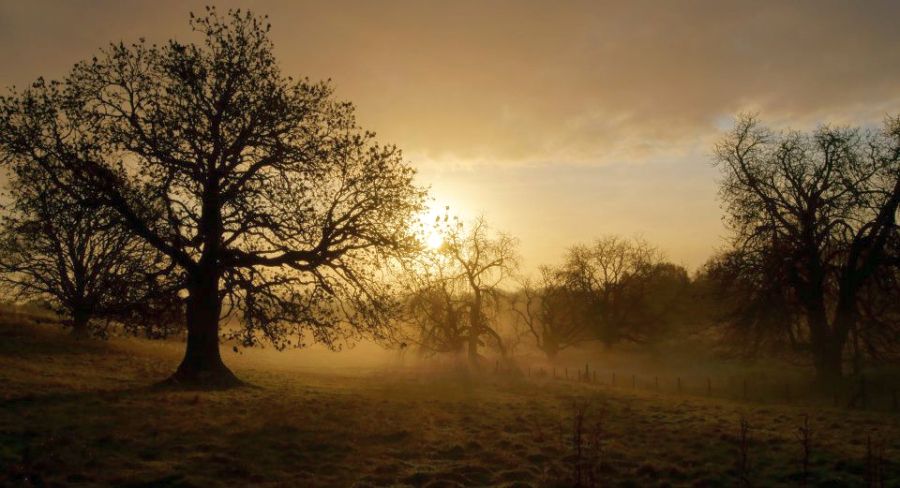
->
[164,270,241,388]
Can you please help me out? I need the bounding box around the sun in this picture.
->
[425,231,444,250]
[416,203,454,251]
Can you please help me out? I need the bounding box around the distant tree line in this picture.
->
[398,117,899,387]
[514,236,691,359]
[400,227,695,367]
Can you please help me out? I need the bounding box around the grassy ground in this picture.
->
[1,318,898,487]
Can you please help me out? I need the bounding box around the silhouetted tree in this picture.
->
[702,249,803,358]
[557,236,681,346]
[0,8,424,386]
[444,217,518,366]
[628,261,693,338]
[852,263,900,369]
[0,163,173,338]
[514,266,591,360]
[401,216,517,367]
[402,243,470,355]
[713,114,900,384]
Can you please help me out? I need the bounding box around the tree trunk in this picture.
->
[803,288,844,387]
[164,270,241,388]
[851,327,862,376]
[70,308,90,339]
[812,294,860,386]
[542,335,560,361]
[467,294,482,368]
[813,335,844,387]
[467,325,480,368]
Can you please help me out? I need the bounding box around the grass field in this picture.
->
[1,316,898,487]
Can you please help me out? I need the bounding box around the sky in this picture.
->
[2,0,899,273]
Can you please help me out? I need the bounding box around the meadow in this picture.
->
[1,312,898,487]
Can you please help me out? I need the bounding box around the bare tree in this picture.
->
[0,8,424,386]
[401,246,470,356]
[557,236,681,346]
[713,114,900,384]
[401,216,518,367]
[516,238,689,357]
[0,164,172,338]
[444,217,518,366]
[514,266,590,360]
[702,249,803,358]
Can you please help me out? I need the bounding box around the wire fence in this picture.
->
[496,360,900,412]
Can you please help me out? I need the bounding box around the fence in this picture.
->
[511,361,898,412]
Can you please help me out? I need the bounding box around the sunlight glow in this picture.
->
[425,231,443,250]
[415,202,458,252]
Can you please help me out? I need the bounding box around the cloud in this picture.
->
[2,0,897,269]
[3,1,898,169]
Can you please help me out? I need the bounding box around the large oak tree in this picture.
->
[0,8,424,386]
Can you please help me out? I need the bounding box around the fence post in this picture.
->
[565,367,568,380]
[632,375,636,389]
[612,372,616,387]
[655,376,659,391]
[677,377,682,394]
[707,378,711,397]
[742,378,748,400]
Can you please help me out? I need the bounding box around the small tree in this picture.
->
[514,266,590,360]
[443,217,518,366]
[402,245,470,355]
[0,165,171,338]
[0,8,424,386]
[713,114,900,383]
[401,216,518,367]
[557,236,682,346]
